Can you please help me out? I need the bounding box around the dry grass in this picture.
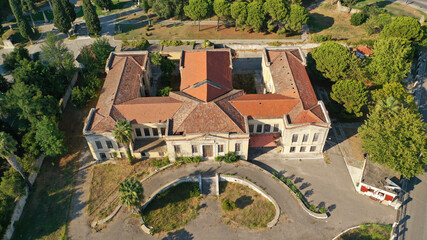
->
[219,182,275,229]
[115,23,302,40]
[308,3,378,42]
[88,159,154,220]
[343,127,365,169]
[339,223,392,240]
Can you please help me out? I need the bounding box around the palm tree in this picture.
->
[119,178,143,213]
[0,132,32,189]
[113,120,133,163]
[375,97,400,114]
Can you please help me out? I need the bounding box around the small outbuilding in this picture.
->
[355,46,373,59]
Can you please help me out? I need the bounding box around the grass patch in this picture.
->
[233,73,257,94]
[339,223,392,240]
[23,9,54,22]
[352,0,427,19]
[219,182,275,229]
[142,182,201,233]
[115,23,302,40]
[96,0,132,16]
[88,159,154,220]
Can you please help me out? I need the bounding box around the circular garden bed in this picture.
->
[219,182,276,229]
[141,182,201,233]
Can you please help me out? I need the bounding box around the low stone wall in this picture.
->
[3,155,45,240]
[219,175,281,228]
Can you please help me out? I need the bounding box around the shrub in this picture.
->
[222,199,236,211]
[215,156,223,162]
[319,207,326,214]
[193,156,202,163]
[151,156,171,168]
[310,34,332,42]
[296,192,303,199]
[286,179,292,186]
[309,204,317,212]
[202,40,213,48]
[71,86,96,108]
[272,171,278,177]
[157,86,172,96]
[189,185,201,197]
[277,29,287,35]
[151,52,163,65]
[223,152,240,163]
[280,176,287,182]
[290,185,298,193]
[268,41,282,46]
[350,12,367,26]
[122,38,150,50]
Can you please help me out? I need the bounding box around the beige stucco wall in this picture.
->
[85,132,128,161]
[261,54,275,93]
[248,118,284,135]
[132,123,167,138]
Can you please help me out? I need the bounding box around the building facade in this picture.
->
[83,48,330,161]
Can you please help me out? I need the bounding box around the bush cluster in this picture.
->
[71,71,102,108]
[202,40,213,48]
[151,156,171,168]
[215,152,241,163]
[222,198,236,211]
[176,156,202,164]
[159,40,196,47]
[122,38,150,50]
[189,184,201,197]
[310,34,332,42]
[274,173,326,214]
[350,12,367,26]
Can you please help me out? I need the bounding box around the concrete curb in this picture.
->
[241,161,328,219]
[219,175,281,228]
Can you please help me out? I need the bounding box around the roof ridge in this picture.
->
[172,101,200,133]
[284,52,300,101]
[213,101,245,133]
[112,57,129,105]
[287,50,304,65]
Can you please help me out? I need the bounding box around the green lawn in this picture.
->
[352,0,427,19]
[142,182,201,233]
[339,223,392,240]
[96,1,132,16]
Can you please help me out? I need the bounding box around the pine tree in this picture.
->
[17,18,33,44]
[52,0,71,35]
[60,0,76,23]
[8,0,23,22]
[21,0,37,27]
[82,0,101,35]
[93,0,113,11]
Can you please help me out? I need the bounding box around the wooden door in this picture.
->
[203,145,213,157]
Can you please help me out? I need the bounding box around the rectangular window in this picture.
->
[313,133,319,142]
[256,125,263,133]
[300,146,306,152]
[290,147,296,153]
[292,134,298,143]
[249,124,254,133]
[174,145,181,153]
[152,128,159,136]
[273,124,280,132]
[161,127,166,136]
[135,128,142,137]
[106,140,114,149]
[264,124,271,133]
[99,153,107,159]
[302,134,309,143]
[218,145,224,153]
[95,141,103,149]
[144,128,150,136]
[235,143,241,152]
[310,146,316,152]
[192,145,198,154]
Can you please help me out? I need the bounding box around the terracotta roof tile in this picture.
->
[356,46,373,55]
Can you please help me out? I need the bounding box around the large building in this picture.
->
[83,48,331,161]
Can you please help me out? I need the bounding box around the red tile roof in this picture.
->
[356,46,373,56]
[180,50,233,102]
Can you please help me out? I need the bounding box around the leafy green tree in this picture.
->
[0,169,25,198]
[41,32,76,80]
[8,0,23,22]
[82,0,101,35]
[113,121,133,163]
[1,46,31,72]
[90,37,112,69]
[369,37,413,85]
[372,82,416,110]
[375,96,400,113]
[93,0,113,11]
[142,0,149,14]
[264,0,288,22]
[214,0,230,31]
[184,0,210,31]
[17,18,33,44]
[21,0,37,27]
[285,4,308,32]
[358,106,427,179]
[312,42,352,82]
[342,0,357,8]
[60,0,76,23]
[160,58,176,74]
[12,59,65,98]
[157,86,172,96]
[119,178,143,211]
[71,86,96,108]
[246,1,265,32]
[152,0,187,20]
[231,1,247,31]
[150,52,163,65]
[35,117,67,157]
[330,79,369,117]
[0,132,31,188]
[52,0,71,35]
[381,16,423,42]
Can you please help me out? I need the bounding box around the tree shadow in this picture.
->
[300,182,311,190]
[235,195,254,209]
[162,229,194,240]
[304,189,314,198]
[327,204,336,212]
[294,177,304,184]
[307,13,334,33]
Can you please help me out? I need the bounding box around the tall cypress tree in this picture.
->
[8,0,23,21]
[52,0,71,35]
[21,0,37,27]
[17,17,33,44]
[60,0,76,23]
[82,0,101,35]
[93,0,113,11]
